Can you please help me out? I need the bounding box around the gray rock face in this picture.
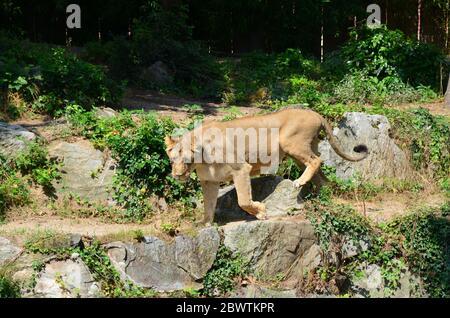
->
[34,258,101,298]
[215,176,303,223]
[0,122,36,158]
[140,61,173,86]
[48,140,115,202]
[106,227,220,292]
[318,112,410,180]
[0,237,21,266]
[222,220,316,278]
[350,263,427,298]
[233,285,297,298]
[94,107,118,119]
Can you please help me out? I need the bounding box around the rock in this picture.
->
[349,264,427,298]
[391,269,427,298]
[34,259,101,298]
[106,227,220,292]
[318,112,410,180]
[175,227,221,280]
[48,140,115,202]
[69,234,83,249]
[0,237,21,266]
[299,244,322,272]
[215,176,303,223]
[341,237,370,259]
[222,220,316,278]
[140,61,173,86]
[233,285,297,298]
[0,122,36,158]
[94,107,118,119]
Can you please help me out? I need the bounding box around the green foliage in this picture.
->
[0,32,123,117]
[307,199,450,297]
[221,49,323,105]
[333,71,436,105]
[220,106,243,122]
[305,199,373,250]
[0,274,21,298]
[202,245,248,297]
[67,107,199,221]
[276,157,303,180]
[14,140,59,189]
[384,204,450,297]
[81,3,224,99]
[0,155,30,218]
[342,26,444,90]
[24,231,73,256]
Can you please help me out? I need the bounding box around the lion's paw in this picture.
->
[293,178,306,189]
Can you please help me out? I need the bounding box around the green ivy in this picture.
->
[202,245,248,297]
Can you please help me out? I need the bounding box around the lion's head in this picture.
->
[164,135,195,181]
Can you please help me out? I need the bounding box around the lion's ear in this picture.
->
[164,136,175,147]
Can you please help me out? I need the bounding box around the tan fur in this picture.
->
[165,108,368,224]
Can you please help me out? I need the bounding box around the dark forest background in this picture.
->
[1,0,449,57]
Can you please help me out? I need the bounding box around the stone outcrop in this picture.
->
[48,140,115,202]
[106,227,220,292]
[319,112,411,180]
[0,237,21,266]
[34,256,101,298]
[0,122,36,158]
[215,176,303,223]
[222,220,316,278]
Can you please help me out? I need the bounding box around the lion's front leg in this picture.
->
[200,180,220,225]
[232,166,267,220]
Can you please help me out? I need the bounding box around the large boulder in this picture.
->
[0,122,36,158]
[34,256,101,298]
[215,176,303,223]
[0,237,21,266]
[94,107,118,119]
[105,227,220,292]
[140,61,173,86]
[222,220,316,279]
[48,140,115,202]
[318,112,410,180]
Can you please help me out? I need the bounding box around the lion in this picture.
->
[165,108,368,224]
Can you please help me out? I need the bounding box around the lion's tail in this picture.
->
[320,116,368,162]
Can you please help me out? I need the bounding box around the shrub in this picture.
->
[221,49,323,104]
[0,155,30,218]
[385,204,450,297]
[0,274,21,298]
[14,140,60,190]
[202,245,248,297]
[306,199,449,297]
[0,32,123,116]
[342,26,443,90]
[67,107,199,220]
[333,71,435,105]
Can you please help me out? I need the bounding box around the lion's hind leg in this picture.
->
[284,144,322,189]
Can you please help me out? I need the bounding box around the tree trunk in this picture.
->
[444,72,450,108]
[320,5,324,63]
[417,0,422,41]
